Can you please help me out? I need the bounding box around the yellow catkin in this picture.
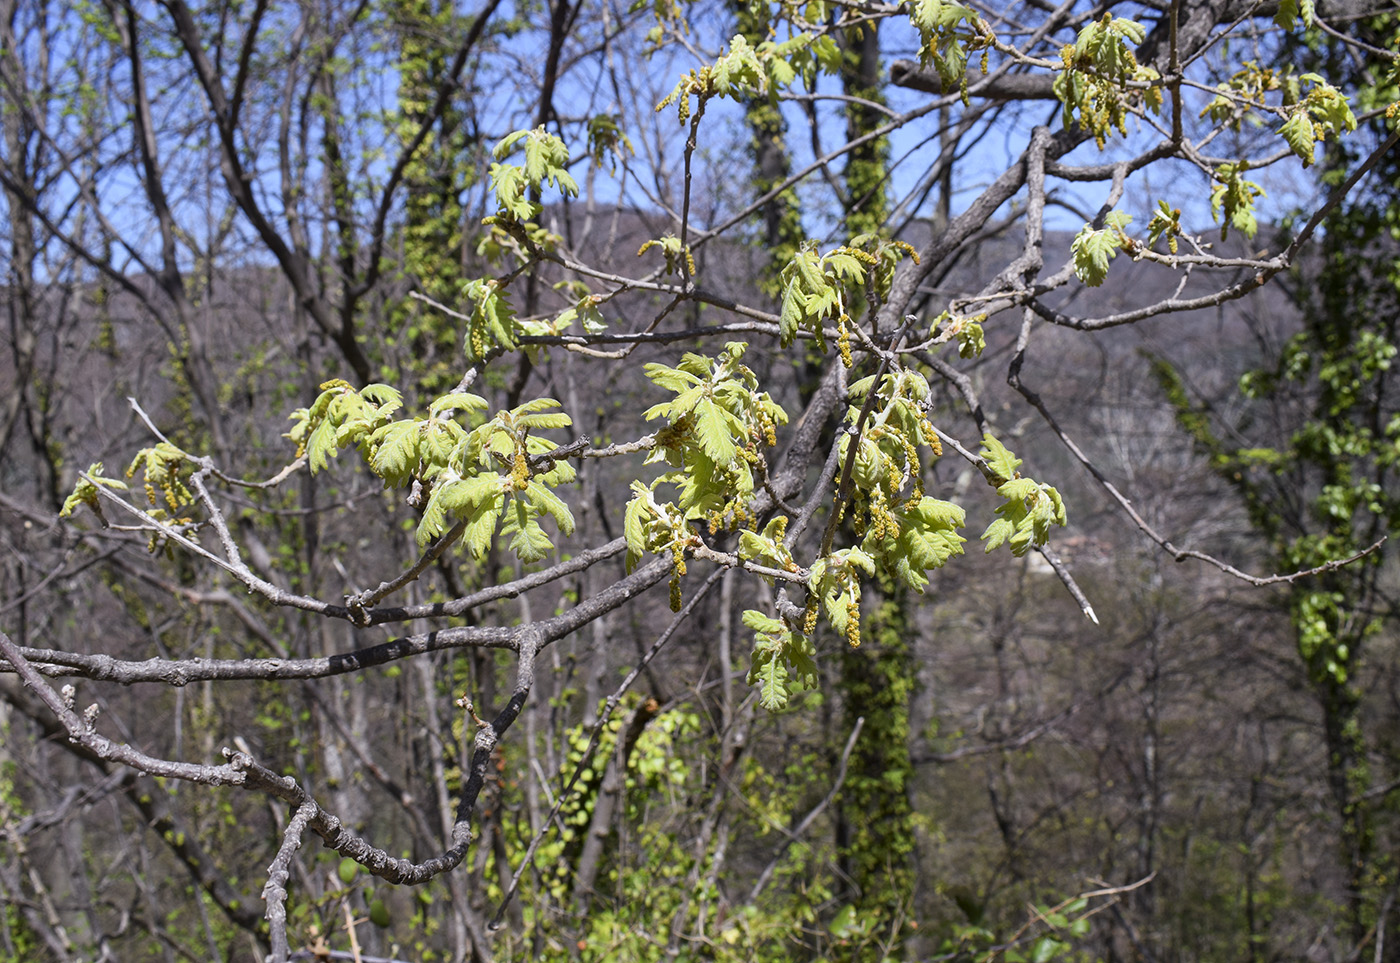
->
[883,510,900,540]
[919,418,943,456]
[845,602,861,647]
[871,488,889,539]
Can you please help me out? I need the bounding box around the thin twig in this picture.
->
[344,519,469,623]
[1035,544,1098,624]
[688,540,806,583]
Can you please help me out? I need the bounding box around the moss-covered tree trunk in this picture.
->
[837,578,916,951]
[1153,90,1400,944]
[729,0,804,282]
[830,18,917,955]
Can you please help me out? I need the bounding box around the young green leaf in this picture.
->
[979,434,1022,483]
[1070,211,1132,287]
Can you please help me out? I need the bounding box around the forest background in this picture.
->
[2,0,1400,961]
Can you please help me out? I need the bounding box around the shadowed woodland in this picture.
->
[2,1,1400,961]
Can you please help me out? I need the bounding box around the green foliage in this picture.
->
[489,127,579,220]
[32,2,1400,960]
[623,341,790,610]
[1197,62,1356,222]
[461,278,521,363]
[929,310,986,358]
[1153,53,1400,930]
[978,434,1066,556]
[525,285,609,337]
[838,16,893,242]
[738,514,798,575]
[744,609,816,709]
[286,380,404,474]
[834,578,916,954]
[0,762,45,960]
[909,0,990,103]
[937,897,1092,962]
[126,442,197,512]
[808,546,875,646]
[1199,60,1297,129]
[493,696,860,962]
[585,114,633,171]
[779,244,865,352]
[1274,0,1315,32]
[1053,13,1160,148]
[496,701,631,906]
[625,342,788,569]
[841,370,966,588]
[655,34,803,121]
[637,233,697,279]
[1208,162,1265,240]
[288,381,575,558]
[1146,200,1183,254]
[1069,13,1145,78]
[1070,210,1133,287]
[1277,75,1357,167]
[60,461,129,522]
[728,367,962,709]
[2,900,44,962]
[729,0,808,289]
[882,495,967,591]
[778,238,917,360]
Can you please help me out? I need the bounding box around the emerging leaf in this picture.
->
[979,434,1022,484]
[1070,211,1132,287]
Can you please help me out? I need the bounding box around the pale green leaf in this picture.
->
[980,433,1022,483]
[429,392,488,415]
[694,398,739,464]
[524,483,575,535]
[624,487,650,572]
[981,517,1013,553]
[1279,111,1316,165]
[369,420,421,488]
